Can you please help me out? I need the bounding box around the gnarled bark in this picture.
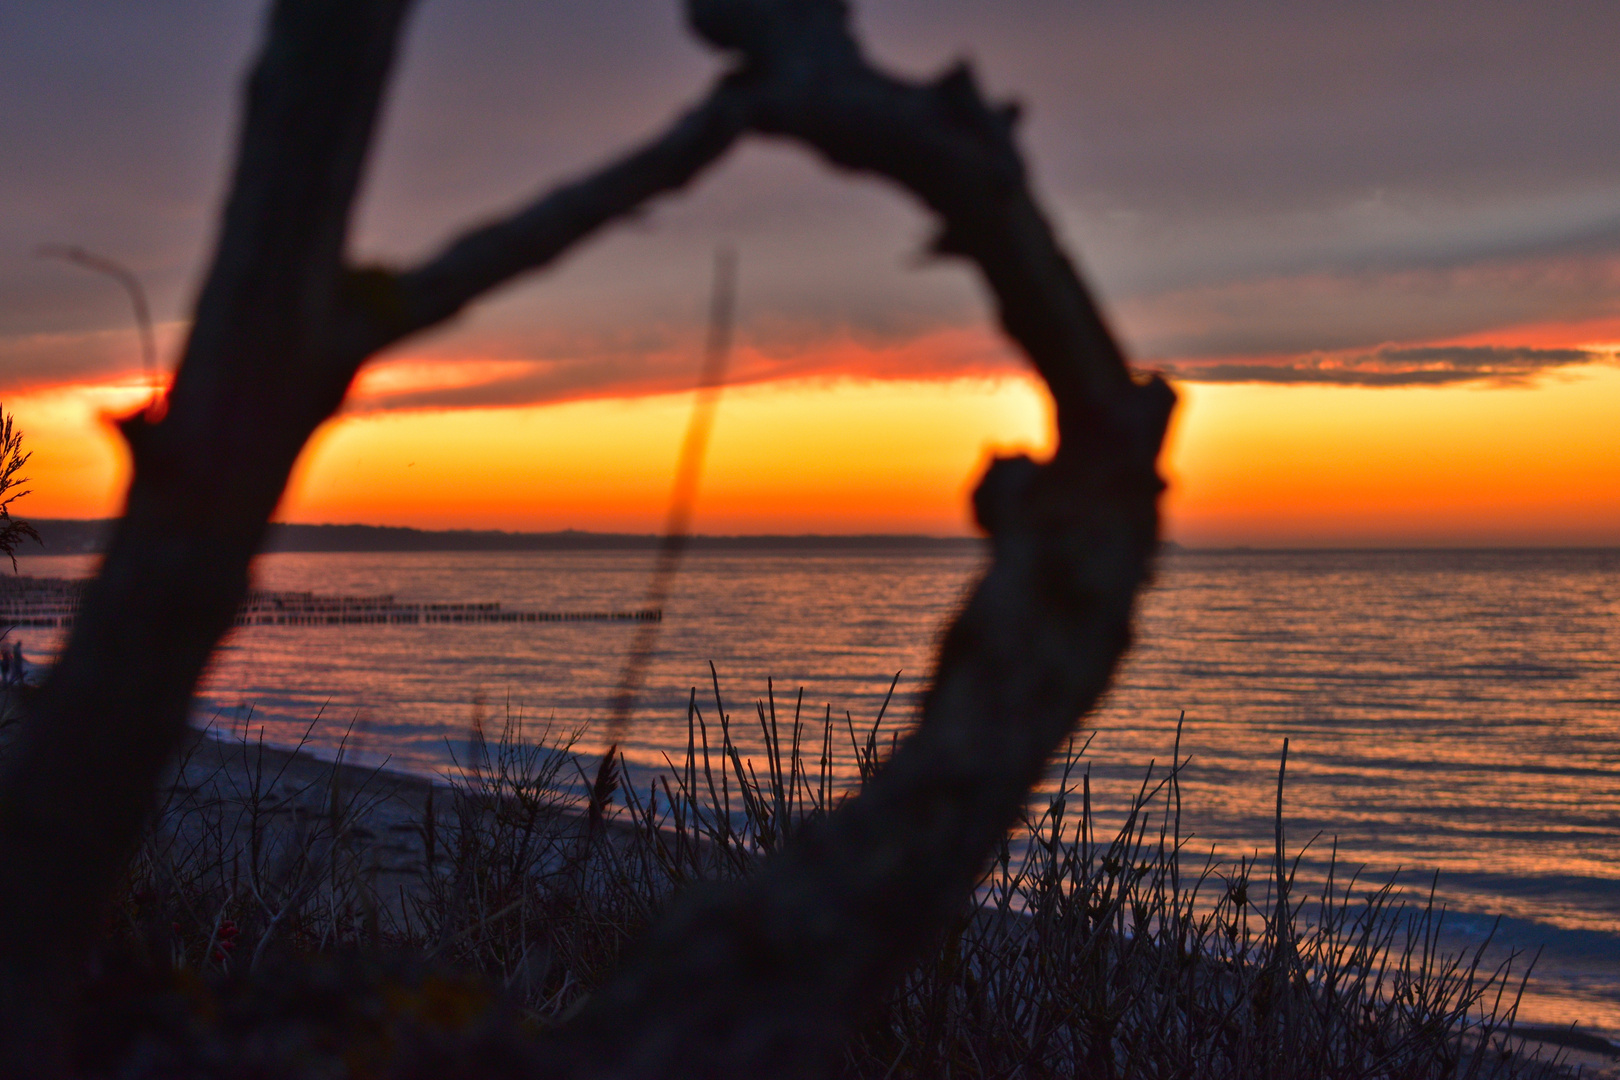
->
[0,0,1171,1075]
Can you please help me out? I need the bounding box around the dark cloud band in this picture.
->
[1159,344,1610,387]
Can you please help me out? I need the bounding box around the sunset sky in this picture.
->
[4,1,1619,544]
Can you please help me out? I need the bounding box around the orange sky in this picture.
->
[8,326,1620,545]
[7,3,1620,546]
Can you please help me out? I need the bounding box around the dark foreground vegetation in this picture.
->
[10,681,1571,1079]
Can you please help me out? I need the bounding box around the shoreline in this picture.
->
[22,519,1620,558]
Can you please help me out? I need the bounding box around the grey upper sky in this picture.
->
[3,0,1618,402]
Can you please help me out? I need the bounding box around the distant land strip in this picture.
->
[23,519,986,556]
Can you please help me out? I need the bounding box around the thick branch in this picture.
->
[176,0,414,441]
[687,0,1138,443]
[0,8,416,1072]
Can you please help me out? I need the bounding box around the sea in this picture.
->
[13,546,1620,1040]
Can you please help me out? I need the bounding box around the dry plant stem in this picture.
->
[0,0,745,1066]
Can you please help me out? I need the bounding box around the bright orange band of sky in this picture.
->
[9,331,1620,546]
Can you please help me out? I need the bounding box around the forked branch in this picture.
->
[0,5,745,1072]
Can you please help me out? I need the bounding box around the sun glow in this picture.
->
[1163,363,1620,546]
[7,351,1620,544]
[0,380,145,520]
[283,375,1054,534]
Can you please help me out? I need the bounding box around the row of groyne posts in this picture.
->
[0,576,661,629]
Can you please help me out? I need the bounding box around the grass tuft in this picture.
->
[60,678,1580,1078]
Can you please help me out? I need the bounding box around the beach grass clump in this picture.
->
[107,720,398,970]
[65,679,1574,1079]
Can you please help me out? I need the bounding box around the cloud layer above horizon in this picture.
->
[5,0,1620,405]
[1161,345,1616,388]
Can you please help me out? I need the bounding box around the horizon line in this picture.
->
[18,518,1620,554]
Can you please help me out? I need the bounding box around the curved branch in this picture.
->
[539,2,1175,1077]
[688,0,1140,441]
[345,80,754,358]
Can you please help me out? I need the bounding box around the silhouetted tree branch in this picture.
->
[0,0,1171,1075]
[337,84,754,362]
[534,3,1171,1076]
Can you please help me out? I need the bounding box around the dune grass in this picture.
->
[73,677,1576,1078]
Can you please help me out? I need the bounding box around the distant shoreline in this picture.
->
[20,520,1620,557]
[23,519,986,555]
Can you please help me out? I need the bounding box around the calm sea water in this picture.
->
[14,547,1620,1036]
